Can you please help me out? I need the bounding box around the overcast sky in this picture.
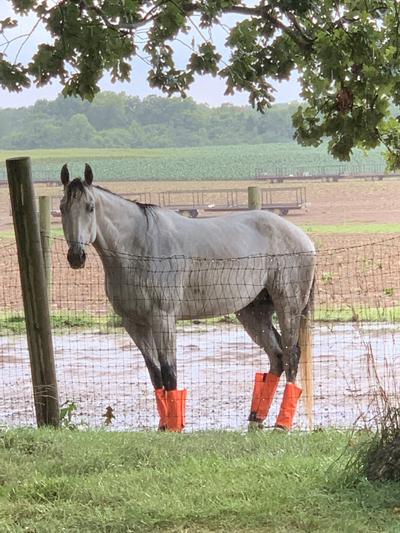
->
[0,2,301,108]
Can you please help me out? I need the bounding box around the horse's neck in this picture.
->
[92,188,148,263]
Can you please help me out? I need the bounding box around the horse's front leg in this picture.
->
[123,319,168,430]
[123,315,187,432]
[123,319,163,387]
[153,314,187,432]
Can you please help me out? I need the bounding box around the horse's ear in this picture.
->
[84,164,94,186]
[61,164,69,186]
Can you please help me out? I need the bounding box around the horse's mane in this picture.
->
[66,179,158,214]
[94,184,158,213]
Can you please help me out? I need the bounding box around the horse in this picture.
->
[59,164,316,432]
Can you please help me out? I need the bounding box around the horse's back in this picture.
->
[160,208,315,258]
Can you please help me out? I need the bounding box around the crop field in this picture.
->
[0,143,386,181]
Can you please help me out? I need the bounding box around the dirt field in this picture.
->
[2,177,400,231]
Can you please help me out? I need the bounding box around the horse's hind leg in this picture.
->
[273,302,303,431]
[236,293,283,375]
[236,291,284,427]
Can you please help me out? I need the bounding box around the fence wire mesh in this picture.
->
[1,235,400,431]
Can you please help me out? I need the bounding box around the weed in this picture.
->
[59,401,79,430]
[383,287,395,297]
[321,271,333,284]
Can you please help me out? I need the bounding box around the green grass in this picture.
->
[301,223,400,234]
[0,147,175,160]
[0,230,16,240]
[0,312,119,335]
[0,229,64,244]
[314,306,400,322]
[0,143,385,181]
[1,305,398,336]
[0,429,399,532]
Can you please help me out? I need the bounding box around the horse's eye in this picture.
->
[87,203,94,213]
[60,204,65,214]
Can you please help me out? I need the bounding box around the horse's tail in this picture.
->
[299,274,315,431]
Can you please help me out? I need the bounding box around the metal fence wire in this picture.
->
[1,235,400,431]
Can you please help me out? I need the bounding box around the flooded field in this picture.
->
[1,322,399,431]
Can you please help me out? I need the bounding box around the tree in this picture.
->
[0,92,301,149]
[85,91,134,130]
[63,113,97,146]
[2,1,400,166]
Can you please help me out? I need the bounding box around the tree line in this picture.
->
[0,93,298,150]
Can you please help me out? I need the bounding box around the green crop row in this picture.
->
[0,143,386,181]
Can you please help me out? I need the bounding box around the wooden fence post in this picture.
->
[39,196,52,304]
[248,186,261,209]
[6,157,59,427]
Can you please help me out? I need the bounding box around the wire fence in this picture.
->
[1,236,400,431]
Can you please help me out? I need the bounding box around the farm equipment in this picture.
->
[123,186,307,217]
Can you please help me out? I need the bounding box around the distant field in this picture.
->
[0,143,386,181]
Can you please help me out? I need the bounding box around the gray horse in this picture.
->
[60,164,316,431]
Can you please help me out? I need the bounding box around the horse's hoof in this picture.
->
[248,421,264,432]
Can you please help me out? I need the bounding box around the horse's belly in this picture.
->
[178,284,264,320]
[104,258,268,321]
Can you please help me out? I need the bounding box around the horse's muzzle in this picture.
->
[67,246,86,269]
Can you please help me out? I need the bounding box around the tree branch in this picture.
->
[219,5,263,17]
[285,13,314,44]
[79,1,160,33]
[14,17,41,64]
[184,2,312,49]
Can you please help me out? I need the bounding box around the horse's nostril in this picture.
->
[67,247,86,268]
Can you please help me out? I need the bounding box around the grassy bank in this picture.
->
[0,429,399,532]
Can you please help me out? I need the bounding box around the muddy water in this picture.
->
[1,322,399,431]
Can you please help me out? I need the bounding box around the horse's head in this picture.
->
[60,164,96,269]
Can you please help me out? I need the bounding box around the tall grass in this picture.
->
[345,340,400,482]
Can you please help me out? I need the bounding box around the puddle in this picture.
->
[1,322,399,431]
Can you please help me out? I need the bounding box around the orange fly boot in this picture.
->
[155,388,168,430]
[249,372,280,424]
[275,382,302,431]
[165,389,187,432]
